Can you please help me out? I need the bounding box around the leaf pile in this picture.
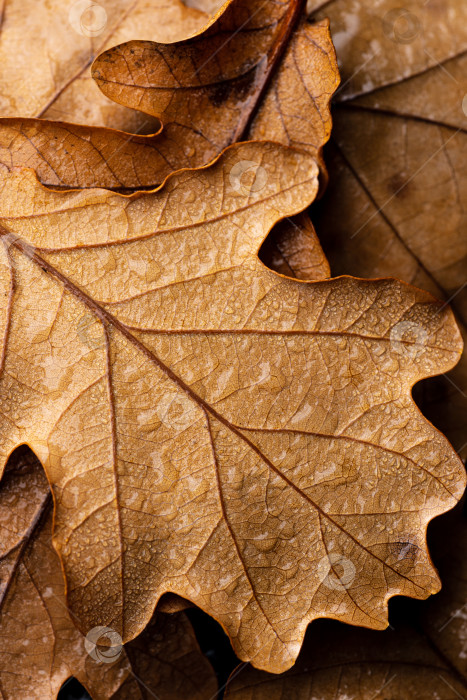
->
[0,0,465,698]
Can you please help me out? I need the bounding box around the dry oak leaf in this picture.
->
[307,1,467,456]
[0,0,337,281]
[0,0,338,193]
[0,141,463,673]
[0,447,217,700]
[91,0,338,184]
[308,0,467,100]
[0,0,211,130]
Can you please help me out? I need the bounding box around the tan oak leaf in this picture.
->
[0,0,338,281]
[0,142,463,673]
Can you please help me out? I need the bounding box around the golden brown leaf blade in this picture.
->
[0,118,182,191]
[0,141,462,672]
[225,498,467,699]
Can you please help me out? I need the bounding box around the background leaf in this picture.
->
[304,0,467,459]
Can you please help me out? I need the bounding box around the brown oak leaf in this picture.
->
[0,140,463,672]
[0,0,338,191]
[0,447,217,699]
[91,0,337,183]
[0,0,338,281]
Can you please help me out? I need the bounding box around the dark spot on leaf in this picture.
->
[207,66,260,107]
[388,172,411,198]
[390,541,418,562]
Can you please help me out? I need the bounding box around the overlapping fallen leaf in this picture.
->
[0,0,339,281]
[91,0,336,183]
[422,499,467,684]
[224,609,467,698]
[304,0,467,459]
[0,447,217,699]
[0,138,463,672]
[0,0,338,189]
